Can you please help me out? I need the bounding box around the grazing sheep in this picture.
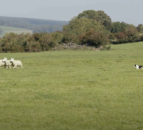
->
[0,59,5,68]
[2,58,13,69]
[10,58,23,68]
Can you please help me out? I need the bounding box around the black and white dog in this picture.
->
[134,64,143,69]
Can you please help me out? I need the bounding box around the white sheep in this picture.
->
[0,59,5,67]
[2,58,13,69]
[10,58,23,68]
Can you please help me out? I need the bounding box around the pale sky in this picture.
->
[0,0,143,26]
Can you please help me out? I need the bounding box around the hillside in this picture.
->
[0,26,33,38]
[0,16,69,33]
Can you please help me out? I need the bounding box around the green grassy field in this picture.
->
[0,42,143,130]
[0,26,33,37]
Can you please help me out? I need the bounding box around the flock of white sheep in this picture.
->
[0,58,23,69]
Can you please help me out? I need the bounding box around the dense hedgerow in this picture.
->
[0,32,63,52]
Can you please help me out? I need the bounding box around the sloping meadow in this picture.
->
[0,42,143,130]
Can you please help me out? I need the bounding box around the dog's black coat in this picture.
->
[134,64,143,69]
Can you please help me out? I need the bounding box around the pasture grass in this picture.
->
[0,42,143,130]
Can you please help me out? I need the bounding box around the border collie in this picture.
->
[134,64,143,69]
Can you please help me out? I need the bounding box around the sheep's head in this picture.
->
[10,58,14,62]
[2,58,7,62]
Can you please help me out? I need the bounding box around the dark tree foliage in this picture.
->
[0,10,143,52]
[81,29,109,47]
[0,32,58,52]
[63,10,111,47]
[111,24,141,44]
[139,35,143,41]
[25,41,42,52]
[115,32,126,43]
[0,33,25,52]
[111,22,128,33]
[39,33,54,51]
[51,31,64,44]
[78,10,112,30]
[63,17,110,44]
[137,24,143,33]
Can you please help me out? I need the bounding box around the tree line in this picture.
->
[63,10,143,44]
[0,10,143,52]
[0,32,64,52]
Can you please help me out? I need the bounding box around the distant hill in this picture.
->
[0,16,69,33]
[0,26,33,38]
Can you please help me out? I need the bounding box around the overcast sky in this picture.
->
[0,0,142,26]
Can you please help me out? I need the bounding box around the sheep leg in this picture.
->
[13,65,17,69]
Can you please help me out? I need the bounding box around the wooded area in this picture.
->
[0,10,143,52]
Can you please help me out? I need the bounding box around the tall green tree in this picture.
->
[81,29,109,47]
[111,22,128,33]
[63,17,109,43]
[39,33,55,51]
[77,10,112,30]
[137,24,143,33]
[0,33,24,52]
[52,31,64,44]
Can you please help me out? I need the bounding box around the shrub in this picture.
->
[81,29,109,47]
[25,41,42,52]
